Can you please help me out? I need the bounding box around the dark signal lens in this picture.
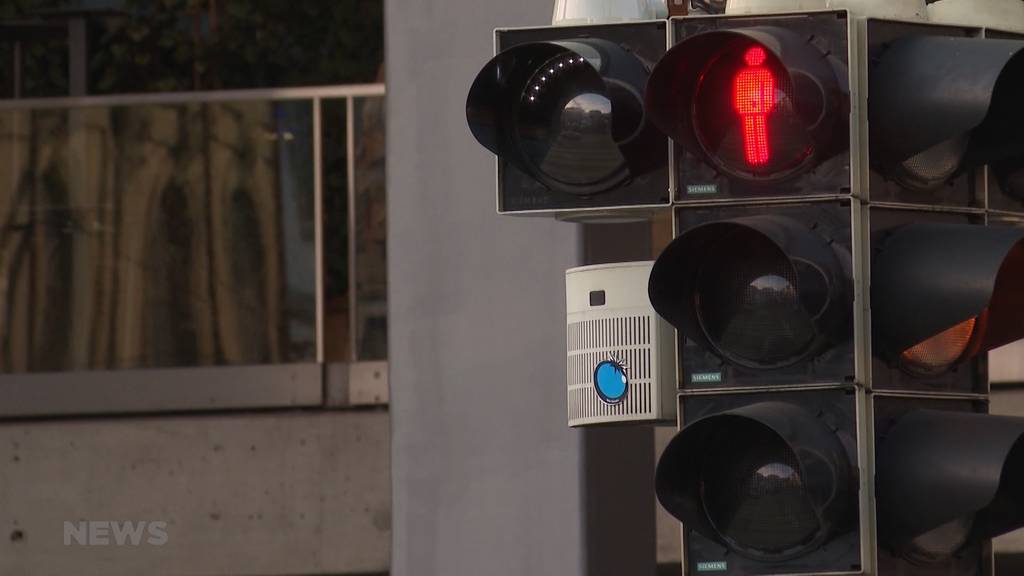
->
[694,229,825,368]
[693,41,819,180]
[701,420,821,556]
[515,53,629,192]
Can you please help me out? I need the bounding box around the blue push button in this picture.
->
[594,359,628,404]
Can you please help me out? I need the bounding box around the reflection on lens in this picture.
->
[516,53,627,190]
[701,420,820,554]
[538,93,625,185]
[695,232,820,367]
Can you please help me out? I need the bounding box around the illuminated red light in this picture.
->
[733,46,776,166]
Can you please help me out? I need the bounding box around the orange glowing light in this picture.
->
[900,316,978,376]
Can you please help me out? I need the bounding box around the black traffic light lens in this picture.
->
[516,52,631,192]
[692,41,819,180]
[701,419,821,556]
[695,229,824,367]
[468,35,666,201]
[656,401,854,567]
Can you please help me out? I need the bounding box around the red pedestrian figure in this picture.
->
[733,46,776,166]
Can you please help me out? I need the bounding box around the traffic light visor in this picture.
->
[877,409,1024,557]
[869,36,1024,187]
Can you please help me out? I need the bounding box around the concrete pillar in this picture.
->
[386,1,656,574]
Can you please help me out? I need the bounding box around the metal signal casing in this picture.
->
[565,262,676,426]
[467,21,671,220]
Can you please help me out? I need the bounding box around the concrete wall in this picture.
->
[0,411,390,576]
[990,342,1024,384]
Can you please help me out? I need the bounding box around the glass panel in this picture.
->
[321,98,350,361]
[0,99,316,373]
[353,95,386,360]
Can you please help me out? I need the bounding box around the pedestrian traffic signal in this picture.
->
[466,22,669,216]
[645,12,850,200]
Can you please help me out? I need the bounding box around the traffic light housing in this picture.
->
[651,203,855,388]
[646,11,851,200]
[646,12,864,576]
[658,391,861,573]
[466,22,670,217]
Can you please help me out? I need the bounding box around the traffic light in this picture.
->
[645,11,851,200]
[647,10,1024,576]
[647,11,862,576]
[465,21,669,217]
[461,7,1024,575]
